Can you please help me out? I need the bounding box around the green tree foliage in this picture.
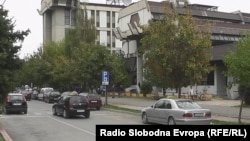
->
[64,3,96,58]
[223,33,250,123]
[139,3,212,97]
[0,7,30,100]
[224,34,250,89]
[140,81,153,97]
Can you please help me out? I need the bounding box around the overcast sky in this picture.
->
[2,0,250,59]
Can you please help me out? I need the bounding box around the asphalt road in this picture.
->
[0,100,142,141]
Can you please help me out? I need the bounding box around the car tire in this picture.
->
[63,109,69,118]
[142,112,148,124]
[24,110,27,114]
[168,117,176,125]
[84,110,90,118]
[96,107,100,110]
[52,107,57,116]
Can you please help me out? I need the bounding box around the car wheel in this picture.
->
[84,110,90,118]
[168,117,176,125]
[96,107,100,110]
[63,109,69,118]
[24,110,27,114]
[142,112,148,124]
[52,107,57,115]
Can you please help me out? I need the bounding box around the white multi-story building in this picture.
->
[40,0,126,53]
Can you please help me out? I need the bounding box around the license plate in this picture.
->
[13,103,21,105]
[91,101,97,103]
[77,110,85,112]
[194,113,204,117]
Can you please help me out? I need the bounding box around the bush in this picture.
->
[140,81,152,97]
[238,85,250,105]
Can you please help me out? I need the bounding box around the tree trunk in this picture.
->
[238,98,243,123]
[238,89,246,123]
[178,87,181,98]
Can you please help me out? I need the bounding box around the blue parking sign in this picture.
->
[102,71,109,85]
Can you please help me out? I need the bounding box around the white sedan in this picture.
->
[141,98,212,125]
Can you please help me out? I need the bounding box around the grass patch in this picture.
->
[0,134,4,141]
[103,104,141,113]
[212,119,250,125]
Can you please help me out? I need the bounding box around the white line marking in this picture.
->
[47,116,95,136]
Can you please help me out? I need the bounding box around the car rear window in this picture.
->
[176,101,201,109]
[10,95,23,101]
[70,96,87,103]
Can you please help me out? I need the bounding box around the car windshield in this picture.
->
[10,95,23,101]
[176,101,201,109]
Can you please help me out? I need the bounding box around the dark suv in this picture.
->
[52,94,90,118]
[44,91,61,103]
[3,93,28,114]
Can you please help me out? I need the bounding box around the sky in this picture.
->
[2,0,250,59]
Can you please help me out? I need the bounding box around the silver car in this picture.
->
[141,98,212,125]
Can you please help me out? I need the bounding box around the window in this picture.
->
[96,10,100,27]
[107,11,110,28]
[112,11,116,28]
[65,9,70,25]
[71,10,76,26]
[91,10,95,24]
[207,71,214,85]
[112,34,115,47]
[107,31,111,47]
[155,100,165,108]
[65,28,70,36]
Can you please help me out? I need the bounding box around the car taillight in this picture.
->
[7,96,11,102]
[183,113,193,118]
[23,96,27,102]
[205,112,211,117]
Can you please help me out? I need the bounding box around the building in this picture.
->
[113,0,250,99]
[40,0,126,53]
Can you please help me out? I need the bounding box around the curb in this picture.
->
[0,126,13,141]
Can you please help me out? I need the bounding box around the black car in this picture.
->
[3,93,28,114]
[52,94,90,118]
[44,91,61,103]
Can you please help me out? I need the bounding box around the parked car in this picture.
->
[141,98,212,125]
[52,94,90,118]
[38,87,54,101]
[21,89,32,101]
[79,92,102,110]
[2,93,28,114]
[44,91,61,103]
[60,91,73,97]
[31,90,39,100]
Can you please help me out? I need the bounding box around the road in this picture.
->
[0,100,142,141]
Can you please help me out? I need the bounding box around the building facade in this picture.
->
[113,0,250,99]
[40,0,125,53]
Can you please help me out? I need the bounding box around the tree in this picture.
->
[0,7,30,101]
[139,3,212,97]
[223,33,250,123]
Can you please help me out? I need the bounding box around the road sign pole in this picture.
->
[102,71,109,106]
[105,85,107,106]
